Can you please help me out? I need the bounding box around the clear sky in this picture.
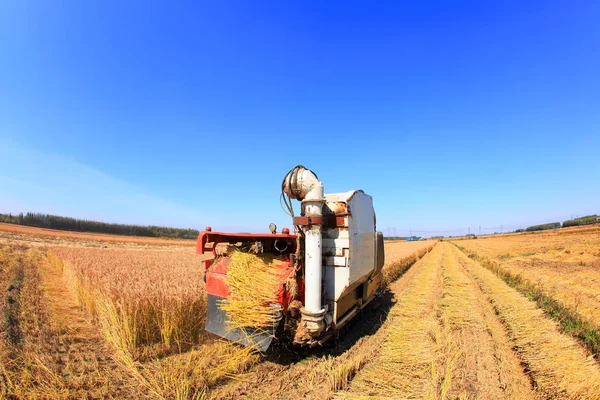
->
[1,1,599,236]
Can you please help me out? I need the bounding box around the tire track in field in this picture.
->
[340,242,445,398]
[342,242,536,399]
[38,251,148,398]
[451,244,600,399]
[438,243,534,399]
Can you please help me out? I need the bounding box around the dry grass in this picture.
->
[47,246,263,399]
[439,244,533,399]
[341,242,600,399]
[0,244,145,398]
[341,244,444,398]
[218,251,289,333]
[383,239,437,262]
[50,247,206,357]
[454,229,600,325]
[382,241,436,286]
[343,243,532,399]
[453,244,600,398]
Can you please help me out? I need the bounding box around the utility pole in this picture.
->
[409,228,412,237]
[468,226,470,235]
[479,226,481,235]
[501,224,503,233]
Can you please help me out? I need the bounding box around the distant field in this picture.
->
[0,221,196,247]
[384,239,437,260]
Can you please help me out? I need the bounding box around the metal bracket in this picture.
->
[293,216,323,226]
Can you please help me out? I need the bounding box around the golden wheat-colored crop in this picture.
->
[343,244,444,398]
[382,241,436,286]
[455,229,600,324]
[218,251,289,334]
[341,242,600,399]
[452,244,600,398]
[50,247,206,357]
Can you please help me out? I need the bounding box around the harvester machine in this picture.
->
[197,166,385,350]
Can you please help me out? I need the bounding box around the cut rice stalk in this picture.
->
[218,251,289,334]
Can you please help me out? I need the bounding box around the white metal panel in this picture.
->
[322,228,349,239]
[323,238,350,257]
[347,192,376,285]
[322,238,350,248]
[321,190,376,303]
[323,247,344,257]
[324,265,349,304]
[323,255,347,267]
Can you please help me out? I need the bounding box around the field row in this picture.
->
[454,229,600,325]
[341,242,600,399]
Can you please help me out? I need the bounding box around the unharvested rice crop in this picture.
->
[49,247,206,356]
[382,240,436,286]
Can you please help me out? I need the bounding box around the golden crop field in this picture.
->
[1,224,600,399]
[453,228,600,325]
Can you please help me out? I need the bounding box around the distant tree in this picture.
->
[0,212,199,239]
[525,222,560,232]
[562,215,597,227]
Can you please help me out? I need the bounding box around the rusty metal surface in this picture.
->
[292,216,323,226]
[196,230,296,256]
[325,201,349,216]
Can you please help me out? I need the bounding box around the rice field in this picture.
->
[1,223,600,399]
[453,228,600,325]
[49,247,207,355]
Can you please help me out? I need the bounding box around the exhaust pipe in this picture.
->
[283,166,327,334]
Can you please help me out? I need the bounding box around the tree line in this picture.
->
[525,215,598,232]
[0,212,199,240]
[562,215,598,228]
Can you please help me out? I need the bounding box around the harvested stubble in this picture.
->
[452,244,600,398]
[343,243,540,399]
[439,243,532,399]
[455,230,600,325]
[218,251,289,333]
[140,340,259,399]
[341,244,444,398]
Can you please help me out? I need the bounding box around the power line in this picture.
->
[382,225,523,234]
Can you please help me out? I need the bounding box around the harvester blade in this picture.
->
[205,294,280,352]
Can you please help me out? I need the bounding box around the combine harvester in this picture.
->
[197,166,385,350]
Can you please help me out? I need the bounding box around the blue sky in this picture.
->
[1,1,599,236]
